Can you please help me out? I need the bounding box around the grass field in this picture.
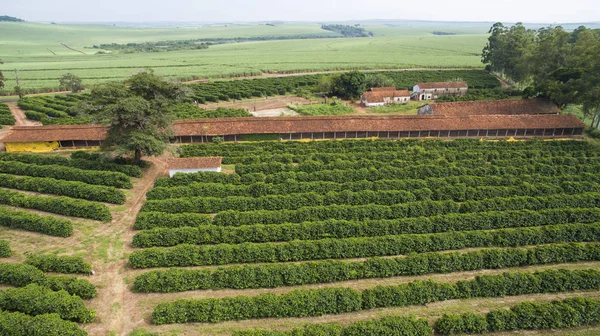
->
[0,22,488,92]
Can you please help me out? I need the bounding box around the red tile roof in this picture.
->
[363,90,411,103]
[172,114,584,135]
[371,87,398,92]
[1,115,585,143]
[416,82,468,89]
[429,99,560,116]
[1,125,107,143]
[167,157,222,170]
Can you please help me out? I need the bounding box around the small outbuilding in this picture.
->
[412,82,468,101]
[361,87,411,107]
[166,157,222,177]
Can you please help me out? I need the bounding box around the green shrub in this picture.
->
[233,315,432,336]
[0,207,73,237]
[128,222,600,268]
[0,160,132,188]
[152,287,362,324]
[0,284,95,322]
[0,241,10,258]
[435,297,600,335]
[0,189,111,221]
[0,310,87,336]
[0,263,96,299]
[0,173,126,204]
[132,243,600,292]
[133,212,212,230]
[25,254,92,274]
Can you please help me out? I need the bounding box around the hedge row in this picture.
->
[128,222,600,268]
[234,316,432,336]
[133,242,600,292]
[141,182,599,214]
[0,189,112,221]
[147,172,600,200]
[0,160,132,189]
[0,173,126,204]
[151,269,600,324]
[0,241,10,258]
[132,208,600,247]
[0,310,87,336]
[133,212,212,230]
[0,103,15,126]
[0,284,95,323]
[0,263,97,299]
[435,297,600,335]
[0,152,142,177]
[25,254,92,274]
[0,206,73,237]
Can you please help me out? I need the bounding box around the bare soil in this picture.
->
[199,95,312,112]
[7,102,42,126]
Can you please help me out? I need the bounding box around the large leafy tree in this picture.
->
[330,71,367,100]
[59,73,84,93]
[482,22,535,82]
[82,71,191,163]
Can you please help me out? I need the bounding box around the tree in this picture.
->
[330,71,367,100]
[59,73,84,93]
[82,71,191,164]
[482,22,535,83]
[364,73,395,88]
[14,85,24,99]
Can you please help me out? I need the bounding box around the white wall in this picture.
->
[365,101,386,107]
[169,167,221,178]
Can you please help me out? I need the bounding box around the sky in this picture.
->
[3,0,599,23]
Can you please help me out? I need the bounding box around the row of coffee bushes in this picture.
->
[0,241,10,258]
[25,254,92,274]
[150,269,600,324]
[0,310,87,336]
[209,193,600,226]
[0,284,95,323]
[173,104,253,119]
[0,152,142,177]
[233,156,600,175]
[0,103,15,126]
[0,160,132,189]
[147,173,600,200]
[128,223,600,268]
[0,263,96,299]
[179,138,594,158]
[132,208,600,246]
[0,173,125,204]
[234,315,432,336]
[141,182,600,214]
[0,189,111,221]
[133,242,600,292]
[435,297,600,335]
[0,207,73,237]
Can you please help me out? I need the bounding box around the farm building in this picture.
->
[417,98,561,116]
[412,82,468,101]
[360,87,411,107]
[0,114,586,152]
[166,157,222,177]
[0,125,106,152]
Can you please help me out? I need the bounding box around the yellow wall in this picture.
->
[5,141,60,153]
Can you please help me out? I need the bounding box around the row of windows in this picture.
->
[172,128,583,143]
[59,140,103,147]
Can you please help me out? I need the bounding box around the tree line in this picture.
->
[482,23,600,124]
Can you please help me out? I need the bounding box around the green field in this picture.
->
[0,22,488,92]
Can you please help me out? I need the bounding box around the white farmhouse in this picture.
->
[360,87,411,107]
[167,157,222,177]
[412,82,468,101]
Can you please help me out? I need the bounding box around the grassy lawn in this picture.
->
[289,102,356,116]
[366,102,421,115]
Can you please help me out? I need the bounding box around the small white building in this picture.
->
[412,82,469,101]
[361,87,411,107]
[166,157,222,177]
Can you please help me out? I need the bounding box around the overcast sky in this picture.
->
[3,0,599,23]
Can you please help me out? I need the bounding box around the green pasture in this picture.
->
[0,22,488,92]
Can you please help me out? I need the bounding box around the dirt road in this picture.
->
[7,103,42,126]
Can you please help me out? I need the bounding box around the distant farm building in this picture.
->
[360,87,411,107]
[1,125,106,152]
[418,99,561,116]
[412,82,468,101]
[166,157,222,177]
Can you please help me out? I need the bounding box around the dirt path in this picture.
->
[7,103,42,126]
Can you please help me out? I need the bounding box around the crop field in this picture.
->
[119,138,600,335]
[0,150,147,335]
[0,22,489,92]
